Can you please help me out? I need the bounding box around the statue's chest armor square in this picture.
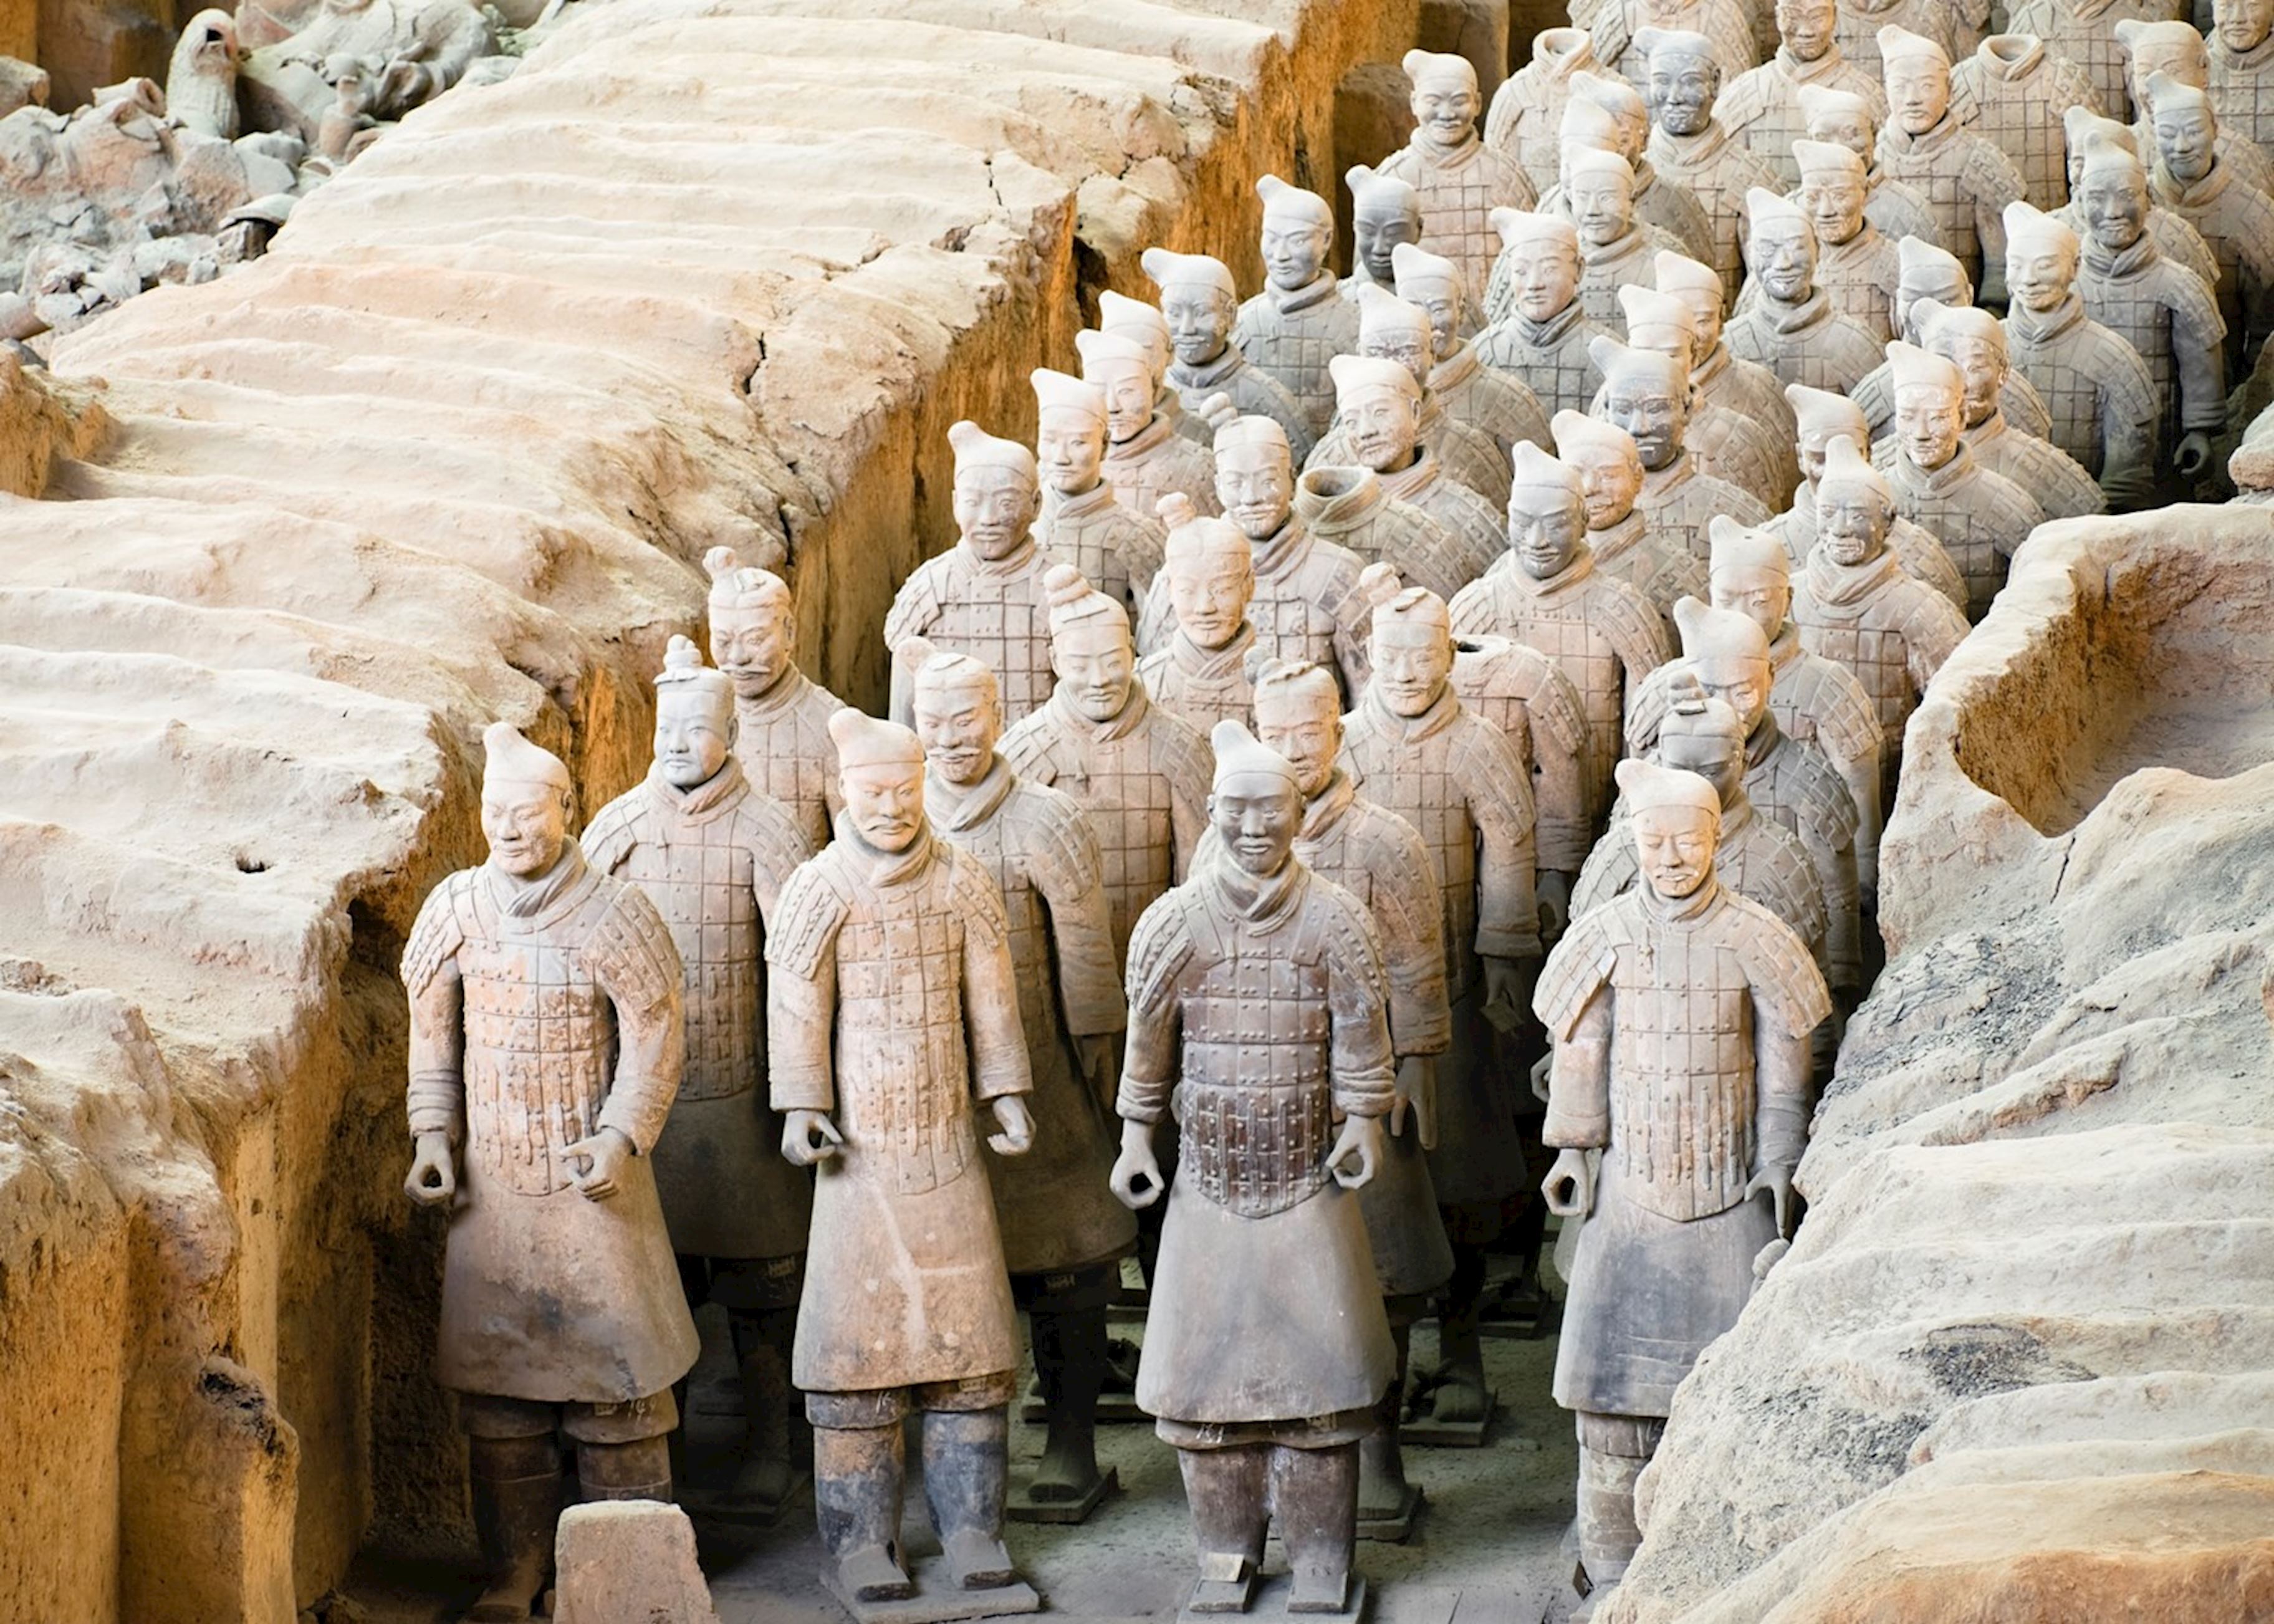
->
[614,837,761,1100]
[459,928,613,1194]
[1174,942,1335,1218]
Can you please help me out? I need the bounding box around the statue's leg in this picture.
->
[458,1395,561,1624]
[1573,1411,1662,1593]
[810,1393,914,1602]
[1024,1262,1116,1501]
[919,1386,1017,1590]
[717,1253,805,1516]
[1271,1439,1361,1613]
[567,1389,677,1503]
[1430,1228,1491,1423]
[1176,1441,1269,1607]
[1359,1297,1420,1517]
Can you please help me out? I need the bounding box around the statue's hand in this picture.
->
[564,1127,633,1201]
[403,1130,456,1209]
[1542,1146,1594,1218]
[987,1095,1035,1157]
[1109,1121,1164,1210]
[1537,870,1573,942]
[2176,430,2213,479]
[782,1109,844,1167]
[1744,1162,1797,1239]
[1328,1113,1386,1191]
[1391,1055,1437,1150]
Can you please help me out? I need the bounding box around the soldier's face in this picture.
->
[2152,104,2217,185]
[1942,335,2005,425]
[2006,242,2076,313]
[1254,691,1341,799]
[1895,384,1962,470]
[1634,805,1718,899]
[1800,173,1866,245]
[1093,363,1155,444]
[1355,206,1421,284]
[1344,385,1421,471]
[1656,729,1745,808]
[709,602,794,698]
[954,466,1039,560]
[654,689,734,790]
[1510,491,1588,577]
[1363,325,1433,387]
[1408,287,1462,353]
[1603,378,1687,469]
[482,784,568,878]
[1570,173,1635,247]
[1778,0,1836,59]
[1647,52,1719,138]
[1806,109,1871,154]
[1896,274,1965,340]
[1054,622,1136,722]
[1217,446,1295,539]
[1413,83,1481,143]
[1696,654,1770,729]
[913,682,1001,787]
[1037,406,1106,494]
[1566,444,1643,527]
[1885,60,1949,135]
[2219,0,2274,54]
[842,761,926,853]
[1710,563,1792,637]
[1168,554,1255,650]
[1507,242,1581,320]
[2080,171,2148,252]
[1671,284,1724,351]
[1262,219,1330,290]
[1818,483,1891,565]
[1370,622,1454,717]
[1162,287,1232,367]
[1211,776,1303,875]
[1753,221,1816,303]
[2129,45,2202,105]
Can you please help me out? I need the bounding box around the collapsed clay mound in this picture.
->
[1598,508,2274,1622]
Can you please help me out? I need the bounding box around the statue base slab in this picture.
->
[1397,1390,1497,1448]
[1180,1572,1371,1623]
[822,1567,1042,1624]
[1354,1482,1423,1543]
[1005,1465,1118,1525]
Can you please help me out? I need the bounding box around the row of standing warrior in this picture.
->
[397,11,2269,1621]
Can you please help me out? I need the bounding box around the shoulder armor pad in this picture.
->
[1782,742,1861,843]
[997,709,1065,782]
[734,789,818,877]
[881,557,948,648]
[1724,890,1834,1039]
[767,855,852,981]
[587,879,683,1017]
[1452,710,1538,830]
[1313,875,1391,994]
[1591,572,1677,673]
[401,871,472,994]
[1148,707,1217,800]
[1125,891,1197,1012]
[1009,783,1105,899]
[577,790,644,876]
[1782,656,1879,762]
[1533,905,1621,1040]
[946,847,1013,950]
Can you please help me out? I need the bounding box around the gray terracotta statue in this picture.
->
[1950,34,2103,211]
[1233,175,1363,441]
[1788,137,1899,340]
[906,644,1135,1521]
[403,724,696,1622]
[1906,296,2105,520]
[1307,284,1512,510]
[1793,82,1944,249]
[1550,408,1707,627]
[1536,756,1830,1595]
[1882,339,2048,619]
[1846,235,2056,442]
[1392,242,1555,474]
[1833,0,1957,84]
[2007,0,2168,118]
[1380,50,1540,300]
[1585,0,1760,92]
[1113,721,1398,1617]
[1769,382,1970,608]
[1653,249,1800,488]
[1473,210,1611,419]
[1722,188,1884,391]
[1314,352,1501,592]
[1100,290,1203,452]
[1538,70,1720,267]
[1606,284,1785,509]
[2058,106,2224,291]
[1593,333,1773,562]
[1448,628,1600,913]
[768,710,1035,1608]
[1344,163,1424,321]
[583,638,817,1524]
[1718,0,1888,187]
[1144,247,1314,462]
[2118,18,2274,198]
[1078,328,1219,526]
[1566,145,1686,330]
[1487,27,1610,195]
[703,547,845,851]
[2210,0,2274,156]
[2143,70,2274,373]
[1032,367,1169,622]
[1638,27,1783,302]
[1137,495,1260,733]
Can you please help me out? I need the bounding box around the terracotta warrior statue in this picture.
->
[1032,367,1168,623]
[1881,339,2047,619]
[1906,296,2106,520]
[703,547,844,851]
[1788,137,1899,341]
[1244,658,1455,1532]
[1793,82,1943,249]
[1565,145,1687,332]
[1077,328,1219,527]
[1234,175,1363,441]
[906,642,1135,1519]
[2210,0,2274,158]
[1000,565,1212,965]
[2008,0,2167,120]
[1637,27,1782,302]
[1473,210,1610,419]
[1380,50,1540,299]
[884,420,1056,728]
[1340,586,1542,1431]
[1138,494,1260,733]
[1535,756,1830,1595]
[1833,0,1957,85]
[768,709,1035,1606]
[1487,27,1610,196]
[1770,382,1969,608]
[1723,187,1884,390]
[1949,34,2103,211]
[1449,627,1599,920]
[1605,285,1785,509]
[1392,242,1555,473]
[2058,106,2225,291]
[2118,18,2274,198]
[1451,441,1674,818]
[403,724,696,1621]
[1788,435,1970,789]
[2000,200,2161,512]
[1308,284,1512,510]
[1719,0,1888,188]
[1593,333,1773,564]
[1652,249,1800,481]
[1344,163,1426,302]
[583,638,817,1523]
[1539,70,1720,267]
[1584,0,1760,92]
[1846,234,2056,441]
[1113,721,1398,1617]
[1312,352,1501,592]
[1101,289,1204,451]
[1550,408,1707,627]
[2143,70,2274,373]
[1143,247,1313,461]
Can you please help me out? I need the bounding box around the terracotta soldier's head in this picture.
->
[1251,659,1346,799]
[1349,164,1424,287]
[1391,242,1467,360]
[1706,515,1793,641]
[831,709,928,855]
[1490,209,1583,322]
[1654,251,1727,356]
[1816,434,1896,567]
[481,723,573,879]
[2116,19,2210,110]
[2076,132,2152,252]
[1032,367,1110,498]
[703,545,799,703]
[2063,106,2136,202]
[1745,186,1819,305]
[947,419,1041,561]
[1214,416,1295,542]
[1912,297,2008,428]
[1591,334,1692,472]
[1888,339,1965,472]
[1353,282,1437,387]
[1797,84,1876,157]
[1143,247,1241,371]
[1158,494,1255,652]
[1568,70,1649,165]
[908,639,1002,790]
[1635,28,1722,139]
[1653,674,1749,810]
[1209,719,1305,877]
[1793,139,1869,249]
[1257,174,1335,293]
[1619,756,1722,901]
[2002,201,2080,317]
[1100,290,1175,387]
[1044,564,1136,723]
[1566,143,1640,249]
[1674,595,1773,731]
[1894,235,1972,340]
[1507,441,1591,579]
[1879,26,1952,136]
[1617,282,1701,376]
[2143,71,2220,186]
[1075,330,1158,449]
[1787,381,1871,492]
[1552,409,1646,532]
[652,633,737,790]
[1367,577,1456,719]
[1405,49,1484,147]
[2217,0,2274,57]
[1328,353,1424,475]
[1776,0,1838,64]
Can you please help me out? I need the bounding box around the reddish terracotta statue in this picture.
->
[704,547,845,852]
[1232,176,1361,442]
[1032,367,1168,624]
[1474,210,1611,420]
[1769,382,1970,608]
[1638,27,1783,302]
[1380,51,1539,304]
[1719,0,1888,188]
[1137,494,1260,733]
[1144,247,1314,463]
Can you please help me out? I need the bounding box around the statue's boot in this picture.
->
[1028,1301,1109,1501]
[578,1434,672,1502]
[1272,1441,1360,1613]
[1574,1411,1656,1594]
[463,1434,560,1623]
[816,1422,914,1602]
[725,1304,799,1515]
[1429,1242,1490,1423]
[924,1406,1019,1588]
[1358,1313,1414,1519]
[1177,1443,1269,1611]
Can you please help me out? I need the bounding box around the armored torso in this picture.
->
[1038,480,1168,619]
[883,539,1058,726]
[729,667,843,852]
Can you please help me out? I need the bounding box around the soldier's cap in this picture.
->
[1212,719,1303,791]
[482,721,571,794]
[1355,280,1433,342]
[703,544,793,613]
[1074,328,1156,384]
[1552,408,1642,466]
[1510,436,1589,496]
[1215,413,1292,459]
[1912,294,2005,355]
[1653,250,1724,308]
[1590,332,1687,393]
[1659,673,1747,745]
[904,635,1000,703]
[1490,207,1581,253]
[1673,594,1771,668]
[1032,366,1108,425]
[1746,185,1810,233]
[1140,246,1237,301]
[1403,49,1479,95]
[1391,241,1464,300]
[1792,137,1868,181]
[1347,163,1421,218]
[1632,27,1718,65]
[947,418,1039,481]
[1329,351,1422,402]
[1565,142,1637,191]
[1797,82,1873,132]
[1372,580,1451,633]
[2065,105,2136,158]
[1887,337,1964,394]
[1159,496,1253,571]
[1257,173,1334,227]
[1616,756,1721,818]
[1560,91,1625,150]
[1043,560,1130,638]
[1896,234,1969,295]
[1820,432,1893,501]
[1877,24,1950,69]
[1619,282,1699,348]
[830,706,926,770]
[1787,380,1868,441]
[2113,18,2207,64]
[2003,198,2080,261]
[1252,657,1342,718]
[1708,514,1789,580]
[1570,69,1648,125]
[2141,69,2213,120]
[2078,129,2147,185]
[1100,289,1171,348]
[655,633,733,703]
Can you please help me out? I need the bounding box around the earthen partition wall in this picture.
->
[0,3,1428,1617]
